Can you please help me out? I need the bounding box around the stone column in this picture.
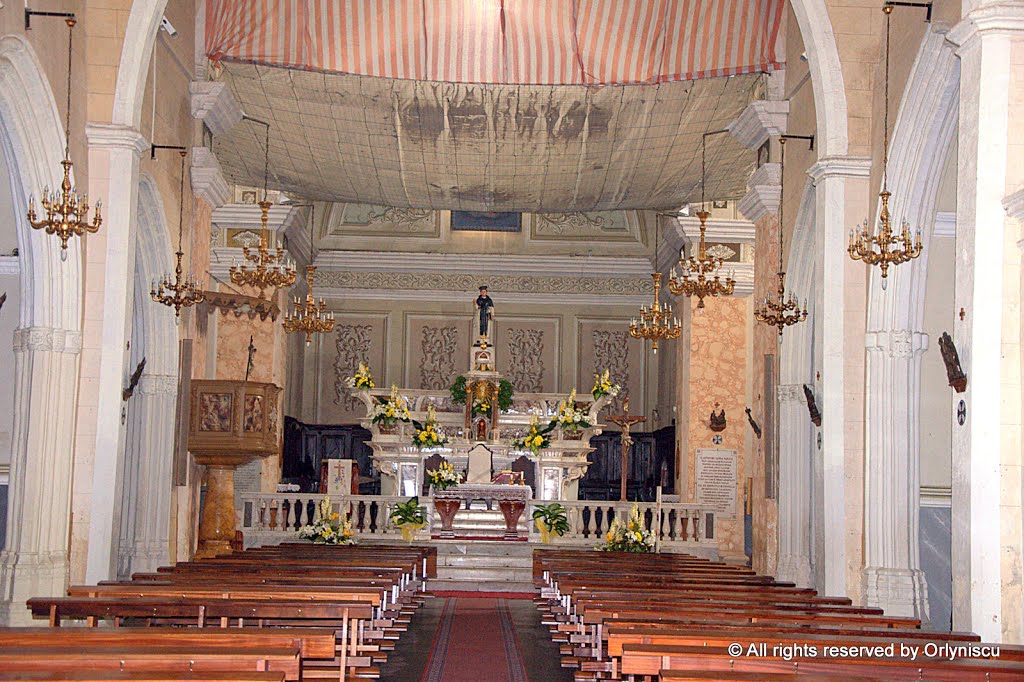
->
[116,373,179,577]
[947,3,1024,643]
[0,327,82,625]
[776,383,813,588]
[83,123,149,584]
[862,329,930,618]
[806,156,872,598]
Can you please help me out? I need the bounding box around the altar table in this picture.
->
[434,484,532,540]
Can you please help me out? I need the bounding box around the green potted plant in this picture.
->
[389,497,426,543]
[532,503,569,544]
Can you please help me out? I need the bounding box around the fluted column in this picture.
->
[0,327,82,625]
[862,329,930,619]
[117,373,179,577]
[776,383,813,587]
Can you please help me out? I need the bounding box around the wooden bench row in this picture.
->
[533,548,1022,681]
[3,543,437,681]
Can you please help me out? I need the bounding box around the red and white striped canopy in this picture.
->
[206,0,784,86]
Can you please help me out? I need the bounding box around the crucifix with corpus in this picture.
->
[606,397,646,501]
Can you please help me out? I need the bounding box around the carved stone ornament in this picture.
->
[709,404,727,432]
[420,326,459,389]
[777,384,804,403]
[201,290,280,321]
[536,212,607,234]
[314,270,651,296]
[505,328,544,392]
[592,329,629,413]
[365,206,434,229]
[333,324,373,408]
[706,244,737,261]
[229,229,262,249]
[13,326,83,354]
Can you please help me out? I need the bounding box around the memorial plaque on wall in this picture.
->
[695,448,738,518]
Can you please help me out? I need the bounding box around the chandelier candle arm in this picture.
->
[847,4,923,284]
[151,150,204,317]
[283,202,335,344]
[26,17,101,260]
[754,137,808,336]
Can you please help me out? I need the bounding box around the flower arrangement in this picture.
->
[552,389,592,434]
[450,375,515,416]
[513,413,555,455]
[426,460,461,491]
[599,504,654,553]
[345,362,375,391]
[298,497,357,545]
[389,497,426,542]
[592,369,621,401]
[370,385,411,428]
[412,405,449,449]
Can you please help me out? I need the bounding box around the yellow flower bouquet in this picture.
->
[598,503,654,553]
[412,405,449,449]
[370,385,411,428]
[298,496,357,545]
[345,361,375,390]
[592,369,621,401]
[512,414,555,455]
[426,460,461,491]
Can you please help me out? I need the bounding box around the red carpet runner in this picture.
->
[422,597,528,682]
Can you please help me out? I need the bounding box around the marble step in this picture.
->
[427,578,537,593]
[435,541,534,557]
[437,565,535,582]
[438,554,533,569]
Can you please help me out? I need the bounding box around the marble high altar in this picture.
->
[349,320,612,502]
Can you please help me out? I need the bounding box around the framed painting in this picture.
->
[451,211,521,232]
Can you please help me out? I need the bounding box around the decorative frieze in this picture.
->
[865,329,929,359]
[13,326,82,353]
[313,270,652,297]
[776,383,804,403]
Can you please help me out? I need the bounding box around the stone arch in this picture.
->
[116,174,179,576]
[0,34,84,625]
[788,0,849,157]
[861,26,960,619]
[113,0,169,129]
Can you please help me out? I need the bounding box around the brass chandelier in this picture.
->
[151,150,204,317]
[283,204,335,344]
[229,121,296,298]
[668,133,735,311]
[848,4,922,286]
[629,226,681,354]
[27,17,101,260]
[755,137,807,336]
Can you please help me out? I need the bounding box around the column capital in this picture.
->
[865,329,929,359]
[737,162,780,223]
[85,123,148,155]
[947,3,1024,49]
[728,100,789,150]
[13,326,82,354]
[777,383,805,403]
[191,147,232,208]
[190,81,243,137]
[1003,186,1024,223]
[807,156,872,182]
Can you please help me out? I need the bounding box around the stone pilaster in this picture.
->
[0,327,82,625]
[775,383,813,588]
[947,2,1024,643]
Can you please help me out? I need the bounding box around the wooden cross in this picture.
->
[606,397,646,501]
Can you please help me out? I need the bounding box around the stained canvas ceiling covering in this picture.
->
[206,0,785,86]
[212,65,760,212]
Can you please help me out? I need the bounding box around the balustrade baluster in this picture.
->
[691,510,701,541]
[582,505,592,538]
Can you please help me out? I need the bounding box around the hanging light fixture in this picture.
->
[848,4,922,286]
[629,223,681,354]
[229,121,297,298]
[283,203,335,344]
[755,137,808,336]
[668,132,736,311]
[26,17,101,260]
[151,150,205,317]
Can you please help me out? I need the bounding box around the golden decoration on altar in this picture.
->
[151,150,204,317]
[848,5,922,285]
[26,18,101,259]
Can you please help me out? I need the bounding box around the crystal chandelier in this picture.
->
[755,137,807,336]
[848,4,922,286]
[229,122,296,298]
[629,223,681,354]
[283,204,335,344]
[151,150,204,317]
[668,133,735,311]
[26,18,101,260]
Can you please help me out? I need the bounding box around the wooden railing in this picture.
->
[239,493,718,553]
